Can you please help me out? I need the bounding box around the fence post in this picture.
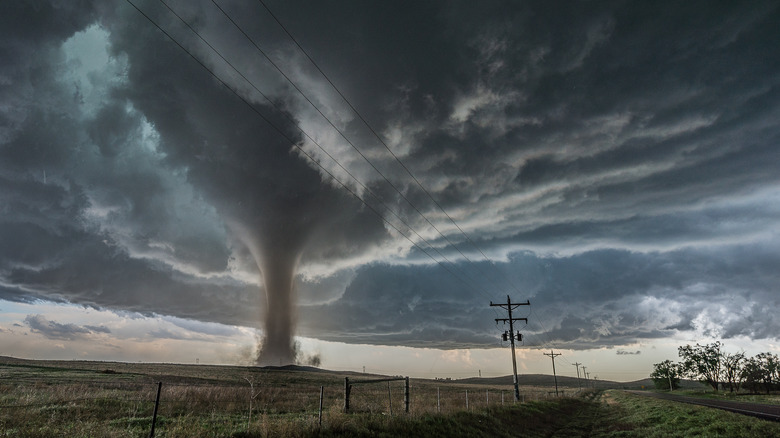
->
[319,386,324,428]
[149,382,162,438]
[388,381,392,415]
[244,377,254,430]
[465,390,469,410]
[344,377,350,413]
[486,389,489,406]
[437,387,440,413]
[404,376,410,413]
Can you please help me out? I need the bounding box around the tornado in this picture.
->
[230,199,318,366]
[257,253,298,365]
[241,226,307,366]
[106,1,388,367]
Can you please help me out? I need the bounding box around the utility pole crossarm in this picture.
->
[572,362,582,391]
[494,318,528,324]
[543,350,562,397]
[490,300,530,310]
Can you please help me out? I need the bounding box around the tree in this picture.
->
[651,359,681,390]
[721,351,745,393]
[756,353,778,394]
[740,353,779,394]
[742,355,766,394]
[678,342,722,391]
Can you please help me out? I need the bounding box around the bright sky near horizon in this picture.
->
[1,1,779,381]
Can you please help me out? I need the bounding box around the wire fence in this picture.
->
[0,371,567,436]
[0,379,554,411]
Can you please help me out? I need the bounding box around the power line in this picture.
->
[149,0,502,305]
[572,362,582,391]
[224,0,521,299]
[520,305,586,381]
[124,0,499,303]
[153,0,509,321]
[254,0,505,268]
[528,306,561,351]
[581,365,590,388]
[543,350,562,397]
[155,0,506,301]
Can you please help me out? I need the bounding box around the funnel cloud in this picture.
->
[0,0,779,362]
[99,1,389,364]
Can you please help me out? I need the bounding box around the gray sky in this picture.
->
[1,0,779,377]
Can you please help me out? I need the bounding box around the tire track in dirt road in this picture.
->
[544,391,634,437]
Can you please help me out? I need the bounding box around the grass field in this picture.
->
[672,388,780,406]
[1,357,779,437]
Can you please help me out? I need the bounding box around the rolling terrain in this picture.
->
[1,356,777,437]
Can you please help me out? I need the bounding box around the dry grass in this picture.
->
[2,357,573,437]
[5,358,779,438]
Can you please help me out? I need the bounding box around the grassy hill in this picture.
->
[455,373,706,390]
[2,356,752,437]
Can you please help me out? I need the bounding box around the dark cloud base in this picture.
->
[299,244,780,350]
[25,314,109,341]
[1,1,779,352]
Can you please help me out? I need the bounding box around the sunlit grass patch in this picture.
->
[605,390,780,438]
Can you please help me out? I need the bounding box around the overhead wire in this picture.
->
[205,0,513,331]
[248,2,542,349]
[152,0,503,307]
[122,1,586,382]
[254,0,528,300]
[125,0,506,318]
[133,1,565,358]
[77,0,584,384]
[526,305,586,377]
[159,0,509,336]
[210,0,516,301]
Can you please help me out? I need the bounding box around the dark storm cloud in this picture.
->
[1,0,779,351]
[298,263,502,348]
[299,242,780,350]
[25,314,108,341]
[0,0,259,329]
[100,0,390,363]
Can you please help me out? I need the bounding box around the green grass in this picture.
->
[598,390,780,437]
[299,390,780,438]
[290,390,780,437]
[2,357,779,437]
[670,389,780,406]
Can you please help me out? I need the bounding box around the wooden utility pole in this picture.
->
[544,350,562,396]
[581,365,589,388]
[572,362,582,391]
[491,295,530,402]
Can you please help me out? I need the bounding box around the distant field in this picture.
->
[1,356,778,437]
[673,389,780,406]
